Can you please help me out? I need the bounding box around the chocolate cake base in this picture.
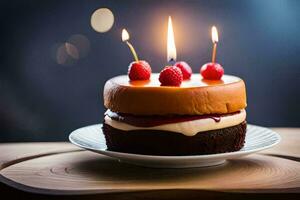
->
[102,121,247,156]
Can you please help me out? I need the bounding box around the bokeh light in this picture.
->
[65,42,79,59]
[67,34,90,58]
[53,34,90,66]
[90,8,114,33]
[56,43,77,66]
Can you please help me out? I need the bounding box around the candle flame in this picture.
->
[212,26,218,43]
[122,29,130,42]
[167,16,177,62]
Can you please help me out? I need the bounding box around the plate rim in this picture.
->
[69,124,281,160]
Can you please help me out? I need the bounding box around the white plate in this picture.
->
[69,124,280,168]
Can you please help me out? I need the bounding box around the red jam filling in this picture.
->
[105,110,240,127]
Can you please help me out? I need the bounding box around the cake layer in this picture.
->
[104,109,246,136]
[104,73,247,115]
[105,109,242,127]
[102,121,247,156]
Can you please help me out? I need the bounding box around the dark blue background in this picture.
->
[1,0,300,142]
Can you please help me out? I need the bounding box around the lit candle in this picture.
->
[167,16,176,64]
[165,16,192,80]
[211,26,219,63]
[200,26,224,80]
[122,29,139,62]
[159,16,182,86]
[122,29,151,81]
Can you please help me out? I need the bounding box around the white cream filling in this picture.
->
[104,109,246,136]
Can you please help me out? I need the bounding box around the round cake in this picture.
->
[102,73,247,155]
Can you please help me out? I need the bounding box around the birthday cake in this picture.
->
[102,23,247,156]
[102,61,247,155]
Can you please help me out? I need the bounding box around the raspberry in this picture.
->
[175,61,192,80]
[200,62,224,80]
[159,66,183,86]
[128,60,151,80]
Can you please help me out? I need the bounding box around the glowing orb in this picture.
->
[91,8,114,33]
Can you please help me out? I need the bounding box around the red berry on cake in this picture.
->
[174,61,192,80]
[200,62,224,80]
[159,66,183,86]
[128,60,152,81]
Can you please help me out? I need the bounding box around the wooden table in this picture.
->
[0,128,299,199]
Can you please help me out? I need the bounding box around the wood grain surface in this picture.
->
[0,142,81,170]
[263,128,300,160]
[0,128,299,199]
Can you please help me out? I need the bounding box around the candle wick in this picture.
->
[168,58,176,66]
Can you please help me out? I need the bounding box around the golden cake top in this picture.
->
[104,73,247,115]
[111,73,241,88]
